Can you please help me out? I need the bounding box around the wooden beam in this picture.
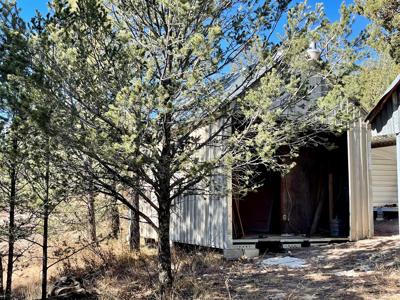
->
[280,176,289,234]
[371,135,396,148]
[329,173,334,222]
[310,168,324,236]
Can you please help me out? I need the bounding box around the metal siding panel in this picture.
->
[180,197,184,243]
[367,124,374,237]
[166,119,229,249]
[396,134,400,234]
[184,195,188,244]
[360,120,367,238]
[355,123,362,240]
[397,91,400,134]
[189,194,193,244]
[192,194,197,244]
[198,194,202,246]
[348,121,373,241]
[348,126,356,241]
[143,118,230,249]
[216,176,221,248]
[355,123,362,239]
[362,122,373,237]
[201,194,206,246]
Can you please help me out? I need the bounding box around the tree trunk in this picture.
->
[128,189,140,251]
[87,186,97,244]
[41,153,50,300]
[5,138,17,300]
[158,202,173,298]
[0,254,4,296]
[110,196,120,239]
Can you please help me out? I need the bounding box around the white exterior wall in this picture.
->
[371,146,397,207]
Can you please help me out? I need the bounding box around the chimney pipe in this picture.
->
[307,41,321,61]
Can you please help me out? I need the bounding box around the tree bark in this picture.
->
[110,196,120,239]
[41,152,50,300]
[128,189,140,251]
[0,253,4,296]
[87,183,97,244]
[158,201,173,299]
[5,138,17,300]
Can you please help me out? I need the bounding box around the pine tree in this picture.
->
[355,0,400,63]
[0,2,32,298]
[31,1,360,296]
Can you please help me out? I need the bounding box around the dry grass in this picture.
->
[13,264,42,300]
[6,236,400,300]
[10,238,226,300]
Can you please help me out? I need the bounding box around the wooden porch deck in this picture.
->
[233,234,349,245]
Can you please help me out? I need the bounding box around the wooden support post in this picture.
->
[280,176,288,234]
[396,134,400,235]
[309,167,324,236]
[328,173,334,222]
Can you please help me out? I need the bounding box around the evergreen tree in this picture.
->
[355,0,400,63]
[0,2,32,298]
[31,0,360,296]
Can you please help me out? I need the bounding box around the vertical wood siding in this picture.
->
[371,89,400,137]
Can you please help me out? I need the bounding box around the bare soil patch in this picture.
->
[374,218,398,236]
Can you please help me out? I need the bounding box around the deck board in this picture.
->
[233,235,349,244]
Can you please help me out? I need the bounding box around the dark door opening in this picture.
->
[232,134,350,239]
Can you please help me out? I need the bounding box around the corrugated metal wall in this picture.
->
[170,175,229,249]
[371,146,397,207]
[347,120,373,241]
[140,118,232,249]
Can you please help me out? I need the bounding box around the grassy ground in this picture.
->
[10,235,400,299]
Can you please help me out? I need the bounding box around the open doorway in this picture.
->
[232,134,350,240]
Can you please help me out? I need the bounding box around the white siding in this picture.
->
[348,120,373,241]
[371,146,398,207]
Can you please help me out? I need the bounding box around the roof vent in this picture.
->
[307,41,321,61]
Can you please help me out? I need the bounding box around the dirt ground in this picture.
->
[11,236,400,299]
[374,218,399,236]
[198,236,400,300]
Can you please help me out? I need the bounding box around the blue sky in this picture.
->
[17,0,368,34]
[17,0,48,20]
[306,0,369,34]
